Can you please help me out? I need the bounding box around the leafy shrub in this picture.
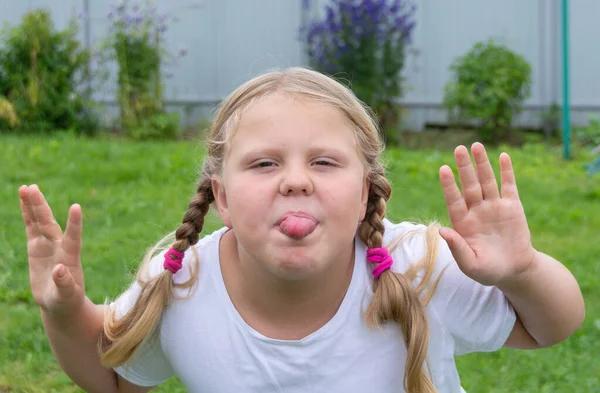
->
[574,116,600,177]
[0,9,98,133]
[540,102,561,138]
[128,112,180,140]
[301,0,416,143]
[97,0,188,140]
[575,116,600,148]
[443,38,532,143]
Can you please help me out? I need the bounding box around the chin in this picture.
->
[268,252,324,280]
[272,265,322,281]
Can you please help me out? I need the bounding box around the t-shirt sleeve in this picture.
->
[110,251,175,386]
[388,222,517,356]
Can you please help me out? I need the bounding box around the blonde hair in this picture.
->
[100,67,444,393]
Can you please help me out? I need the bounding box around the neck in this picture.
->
[219,230,355,340]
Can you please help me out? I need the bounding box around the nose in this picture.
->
[279,164,314,196]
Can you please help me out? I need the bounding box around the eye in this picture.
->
[313,160,335,166]
[253,161,276,168]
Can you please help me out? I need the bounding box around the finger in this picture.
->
[454,145,483,208]
[19,185,41,239]
[499,152,520,200]
[471,142,500,200]
[52,264,76,299]
[29,185,63,241]
[439,227,476,270]
[62,204,83,258]
[439,165,468,223]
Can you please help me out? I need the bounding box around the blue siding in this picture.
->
[0,0,597,129]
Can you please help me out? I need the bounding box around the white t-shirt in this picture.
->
[112,219,516,392]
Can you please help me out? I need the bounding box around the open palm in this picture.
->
[438,143,536,286]
[19,185,86,317]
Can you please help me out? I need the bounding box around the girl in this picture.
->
[19,67,584,393]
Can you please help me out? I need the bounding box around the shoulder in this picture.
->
[382,218,451,274]
[381,218,464,301]
[112,226,228,318]
[143,226,228,282]
[381,218,474,292]
[382,218,516,354]
[382,217,426,235]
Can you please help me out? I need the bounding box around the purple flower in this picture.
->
[301,0,416,82]
[105,0,189,80]
[133,13,144,24]
[122,14,134,25]
[325,5,335,23]
[88,59,98,72]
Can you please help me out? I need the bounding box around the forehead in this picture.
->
[226,94,358,152]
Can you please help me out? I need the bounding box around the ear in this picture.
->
[211,174,232,228]
[359,175,369,222]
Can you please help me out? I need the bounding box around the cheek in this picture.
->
[323,175,366,221]
[227,176,273,223]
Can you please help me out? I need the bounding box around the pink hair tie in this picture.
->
[367,247,393,279]
[164,248,185,274]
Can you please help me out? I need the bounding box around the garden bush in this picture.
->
[443,38,532,143]
[96,0,186,140]
[0,9,97,133]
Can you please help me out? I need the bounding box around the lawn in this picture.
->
[0,134,598,392]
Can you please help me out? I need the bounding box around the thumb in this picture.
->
[439,227,475,267]
[52,264,76,299]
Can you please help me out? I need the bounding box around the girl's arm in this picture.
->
[19,185,153,393]
[499,250,585,349]
[41,300,117,392]
[42,299,153,393]
[437,144,584,350]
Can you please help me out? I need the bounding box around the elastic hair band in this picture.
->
[367,247,393,279]
[164,247,185,274]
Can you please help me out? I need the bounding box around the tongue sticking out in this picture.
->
[278,214,317,240]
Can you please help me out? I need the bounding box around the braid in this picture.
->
[359,172,437,393]
[358,169,390,248]
[173,177,214,250]
[100,175,214,367]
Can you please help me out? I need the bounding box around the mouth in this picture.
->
[276,211,319,240]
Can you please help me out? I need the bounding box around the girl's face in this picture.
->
[212,93,369,281]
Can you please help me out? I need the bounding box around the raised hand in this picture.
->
[19,185,86,318]
[438,143,536,287]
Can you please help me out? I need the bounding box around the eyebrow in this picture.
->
[239,145,353,159]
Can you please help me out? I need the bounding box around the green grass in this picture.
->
[0,134,598,392]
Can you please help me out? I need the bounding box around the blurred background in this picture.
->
[1,1,598,392]
[0,0,598,145]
